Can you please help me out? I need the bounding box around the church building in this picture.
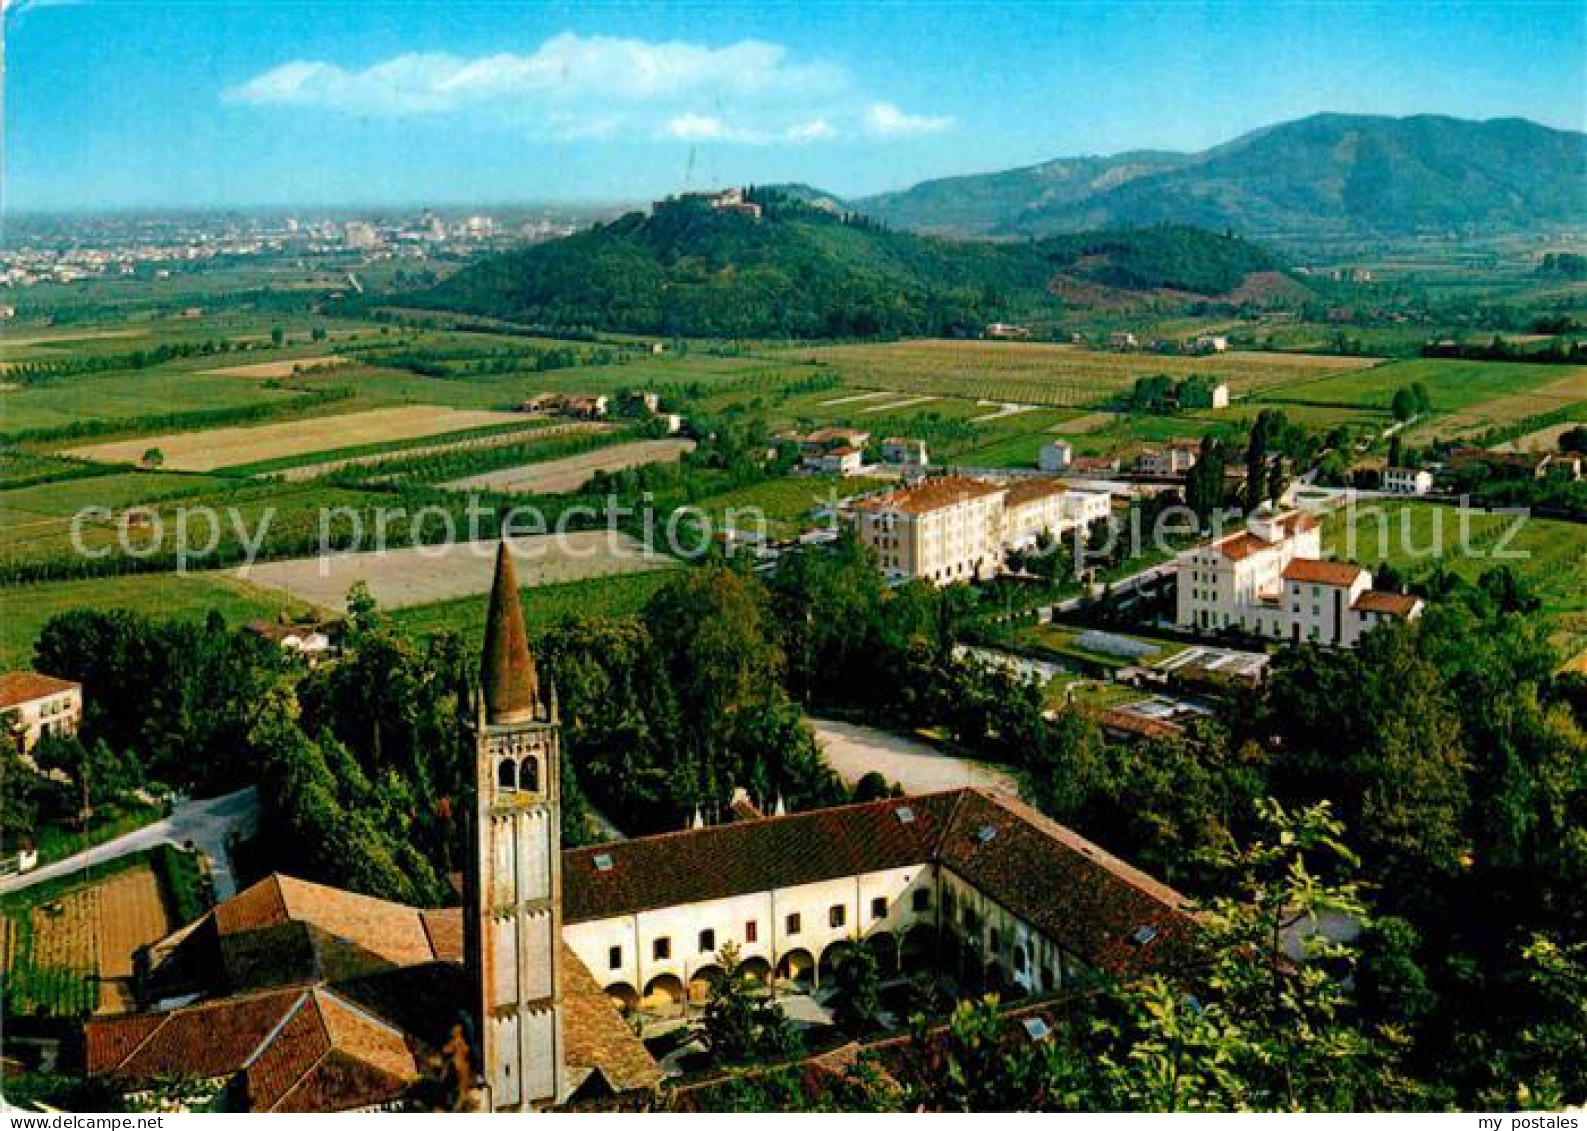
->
[86,543,1198,1112]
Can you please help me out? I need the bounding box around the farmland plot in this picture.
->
[202,356,349,379]
[781,340,1379,409]
[444,438,696,495]
[234,530,680,610]
[65,405,523,471]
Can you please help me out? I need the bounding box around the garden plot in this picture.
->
[65,405,522,472]
[234,530,679,610]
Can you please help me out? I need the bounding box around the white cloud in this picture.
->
[864,101,953,136]
[785,119,837,142]
[226,32,950,146]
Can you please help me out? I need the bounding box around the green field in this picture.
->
[1321,499,1587,662]
[388,569,679,647]
[692,475,892,538]
[1258,358,1585,413]
[0,572,314,668]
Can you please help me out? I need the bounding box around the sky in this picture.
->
[7,0,1586,212]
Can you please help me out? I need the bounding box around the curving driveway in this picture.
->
[0,787,258,900]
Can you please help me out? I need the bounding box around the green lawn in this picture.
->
[0,370,305,435]
[0,572,312,667]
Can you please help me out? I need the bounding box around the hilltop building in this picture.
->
[86,542,1194,1111]
[1381,467,1434,495]
[1174,509,1423,647]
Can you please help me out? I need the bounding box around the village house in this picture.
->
[0,671,82,752]
[852,477,1007,583]
[880,437,930,470]
[1038,440,1073,473]
[1381,466,1434,495]
[1108,332,1139,350]
[1192,334,1229,353]
[1174,509,1423,647]
[519,393,609,420]
[1136,441,1200,478]
[85,544,1195,1112]
[1069,455,1122,476]
[803,445,865,476]
[983,323,1031,340]
[245,619,339,664]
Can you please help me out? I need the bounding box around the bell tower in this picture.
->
[462,540,565,1110]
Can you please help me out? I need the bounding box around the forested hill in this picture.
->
[418,191,1288,338]
[855,113,1587,246]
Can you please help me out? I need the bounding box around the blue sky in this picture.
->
[8,0,1585,211]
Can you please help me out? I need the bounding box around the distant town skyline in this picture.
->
[8,0,1585,211]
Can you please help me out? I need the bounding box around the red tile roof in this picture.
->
[1216,531,1273,561]
[853,476,1006,516]
[0,671,79,708]
[1352,591,1422,617]
[563,788,1198,978]
[1282,559,1365,586]
[1003,478,1069,508]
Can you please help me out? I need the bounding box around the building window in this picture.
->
[871,896,888,921]
[608,945,622,970]
[911,888,930,912]
[786,913,801,936]
[829,905,846,929]
[989,928,1001,954]
[744,920,758,943]
[653,937,671,961]
[698,929,716,954]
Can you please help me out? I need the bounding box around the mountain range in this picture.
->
[849,113,1586,246]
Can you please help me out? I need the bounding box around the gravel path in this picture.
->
[808,717,1017,798]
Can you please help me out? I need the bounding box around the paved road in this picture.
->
[0,787,259,900]
[809,717,1017,798]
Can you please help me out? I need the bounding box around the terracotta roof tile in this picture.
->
[852,476,1006,516]
[1282,559,1365,586]
[561,946,663,1094]
[1352,591,1421,616]
[936,792,1198,977]
[84,1013,165,1075]
[0,671,79,708]
[563,793,960,923]
[98,987,306,1082]
[1216,531,1272,561]
[1003,479,1069,508]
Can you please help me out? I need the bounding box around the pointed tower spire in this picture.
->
[480,540,539,725]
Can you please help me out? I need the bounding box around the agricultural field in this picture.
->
[1321,499,1587,663]
[779,340,1381,409]
[262,420,603,481]
[443,438,696,495]
[691,475,893,539]
[390,569,680,646]
[0,369,306,436]
[0,571,313,668]
[234,530,680,611]
[64,404,524,472]
[1257,358,1585,414]
[200,355,350,379]
[0,470,226,567]
[1,853,186,1018]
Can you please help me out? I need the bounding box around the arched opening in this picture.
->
[776,948,815,991]
[900,924,937,970]
[497,759,517,791]
[520,756,539,793]
[864,930,899,975]
[739,956,772,987]
[687,964,724,1004]
[604,981,640,1014]
[983,960,1009,993]
[641,973,684,1011]
[818,940,856,984]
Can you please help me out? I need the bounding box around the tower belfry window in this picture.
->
[497,759,517,791]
